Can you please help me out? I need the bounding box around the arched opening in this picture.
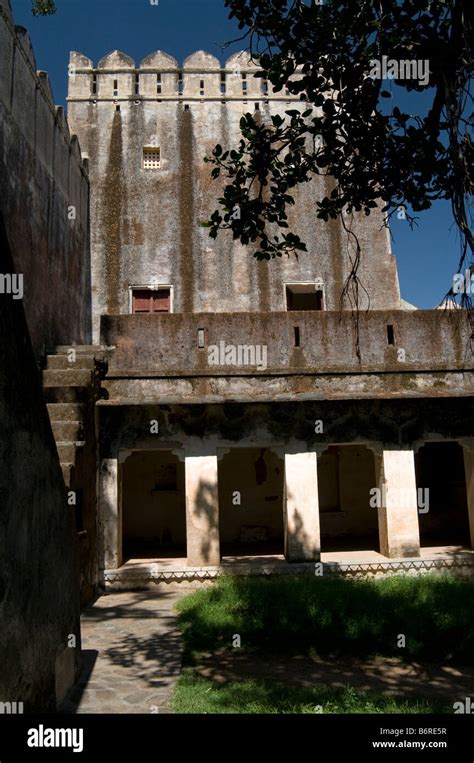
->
[218,447,284,557]
[415,442,470,547]
[318,445,379,552]
[122,450,186,560]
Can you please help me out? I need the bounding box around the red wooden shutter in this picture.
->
[152,289,170,313]
[132,290,152,313]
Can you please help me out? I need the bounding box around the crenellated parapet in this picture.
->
[67,49,298,102]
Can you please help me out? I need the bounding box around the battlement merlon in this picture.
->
[67,49,303,101]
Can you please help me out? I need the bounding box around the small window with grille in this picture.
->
[142,147,161,170]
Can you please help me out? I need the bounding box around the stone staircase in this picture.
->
[43,346,105,606]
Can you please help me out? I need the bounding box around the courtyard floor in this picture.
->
[60,590,187,714]
[60,572,474,714]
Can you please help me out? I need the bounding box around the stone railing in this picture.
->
[100,310,473,378]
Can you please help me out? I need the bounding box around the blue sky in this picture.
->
[12,0,463,308]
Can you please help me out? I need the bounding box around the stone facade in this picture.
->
[67,49,402,342]
[65,45,474,577]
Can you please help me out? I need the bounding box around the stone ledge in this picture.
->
[103,555,474,588]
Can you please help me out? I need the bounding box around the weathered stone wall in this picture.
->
[100,309,472,376]
[99,399,474,461]
[0,0,91,356]
[0,216,81,712]
[67,49,402,342]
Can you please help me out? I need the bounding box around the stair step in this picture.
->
[47,403,85,421]
[47,355,96,370]
[44,387,92,404]
[43,369,94,388]
[53,345,102,354]
[51,421,84,441]
[57,441,86,463]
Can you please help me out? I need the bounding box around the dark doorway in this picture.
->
[318,445,379,553]
[218,447,284,556]
[415,442,470,546]
[122,450,186,559]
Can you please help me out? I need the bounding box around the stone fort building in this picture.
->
[0,0,473,708]
[65,47,474,588]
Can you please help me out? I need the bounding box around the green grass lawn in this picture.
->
[176,574,474,663]
[173,670,450,714]
[172,574,474,713]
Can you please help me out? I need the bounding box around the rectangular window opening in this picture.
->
[198,328,205,349]
[142,146,161,170]
[387,324,395,345]
[132,287,171,314]
[294,326,300,348]
[92,73,97,95]
[178,71,183,95]
[113,78,118,97]
[220,71,226,95]
[134,73,140,96]
[286,284,324,311]
[157,73,162,94]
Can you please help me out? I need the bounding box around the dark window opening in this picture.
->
[113,78,118,96]
[92,73,97,95]
[134,73,140,96]
[294,326,300,347]
[132,287,171,314]
[387,324,395,345]
[178,71,183,95]
[286,285,323,311]
[220,71,226,95]
[157,74,162,94]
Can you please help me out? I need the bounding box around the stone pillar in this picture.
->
[378,449,420,558]
[284,451,321,561]
[99,458,120,569]
[185,455,220,567]
[462,446,474,548]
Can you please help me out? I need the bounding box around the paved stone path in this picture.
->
[60,589,188,714]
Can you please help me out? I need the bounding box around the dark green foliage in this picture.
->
[31,0,56,15]
[206,0,473,293]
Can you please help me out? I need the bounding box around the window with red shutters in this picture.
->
[132,288,171,314]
